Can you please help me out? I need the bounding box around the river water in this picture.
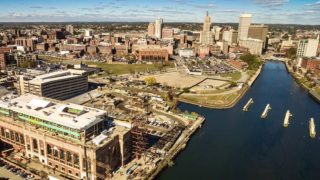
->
[158,61,320,180]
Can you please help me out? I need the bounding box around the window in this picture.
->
[27,144,31,150]
[20,135,24,144]
[10,131,14,140]
[60,149,65,160]
[32,139,38,151]
[0,127,4,137]
[68,170,72,174]
[15,133,20,143]
[47,144,52,155]
[66,151,72,161]
[41,150,44,156]
[54,149,59,158]
[73,154,79,166]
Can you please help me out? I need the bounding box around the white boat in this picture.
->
[261,104,271,119]
[283,110,292,128]
[309,118,316,138]
[243,98,254,111]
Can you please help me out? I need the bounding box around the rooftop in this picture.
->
[29,69,86,84]
[0,94,106,130]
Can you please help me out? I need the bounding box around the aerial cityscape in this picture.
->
[0,0,320,180]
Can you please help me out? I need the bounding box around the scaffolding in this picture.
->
[131,117,148,159]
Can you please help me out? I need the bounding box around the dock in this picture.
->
[283,110,292,127]
[261,104,271,119]
[243,98,254,111]
[309,118,316,138]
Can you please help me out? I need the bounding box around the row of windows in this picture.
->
[0,126,25,145]
[17,113,80,139]
[46,144,80,169]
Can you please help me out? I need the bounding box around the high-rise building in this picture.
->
[200,12,214,45]
[147,23,155,37]
[203,11,211,32]
[155,18,163,39]
[66,24,74,34]
[297,35,319,57]
[223,29,238,46]
[248,24,268,50]
[238,14,252,42]
[212,26,222,41]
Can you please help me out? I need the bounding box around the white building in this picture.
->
[238,14,252,42]
[84,29,93,37]
[179,48,194,58]
[239,38,263,55]
[296,35,319,57]
[212,26,222,41]
[155,18,163,39]
[223,29,237,46]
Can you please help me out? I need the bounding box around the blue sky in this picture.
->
[0,0,319,24]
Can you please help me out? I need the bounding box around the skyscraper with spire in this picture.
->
[200,11,214,45]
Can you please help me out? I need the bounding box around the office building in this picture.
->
[155,18,163,39]
[223,29,238,46]
[147,23,155,37]
[200,12,214,45]
[239,38,263,55]
[248,24,268,50]
[18,69,88,100]
[297,35,319,57]
[0,94,131,180]
[66,25,74,34]
[162,28,174,39]
[238,14,252,42]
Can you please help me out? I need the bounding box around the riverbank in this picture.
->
[284,60,320,103]
[147,116,205,180]
[178,65,263,109]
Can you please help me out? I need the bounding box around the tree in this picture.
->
[240,53,262,70]
[229,81,238,87]
[287,48,297,60]
[144,77,156,86]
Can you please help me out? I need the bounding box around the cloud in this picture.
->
[252,0,289,7]
[30,6,43,9]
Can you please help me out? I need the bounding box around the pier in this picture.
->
[261,104,271,119]
[283,110,292,127]
[309,118,316,138]
[243,98,254,111]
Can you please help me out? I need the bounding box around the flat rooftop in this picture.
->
[0,94,106,131]
[29,69,86,85]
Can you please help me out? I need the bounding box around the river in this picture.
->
[157,61,320,180]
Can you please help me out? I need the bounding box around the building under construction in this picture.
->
[0,94,132,180]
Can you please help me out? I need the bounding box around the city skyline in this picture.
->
[0,0,319,25]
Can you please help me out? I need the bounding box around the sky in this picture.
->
[0,0,319,24]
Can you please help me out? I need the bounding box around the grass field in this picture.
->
[180,92,239,105]
[220,72,242,81]
[39,55,174,75]
[316,87,320,95]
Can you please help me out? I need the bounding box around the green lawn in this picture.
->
[39,55,174,75]
[220,72,242,81]
[316,87,320,95]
